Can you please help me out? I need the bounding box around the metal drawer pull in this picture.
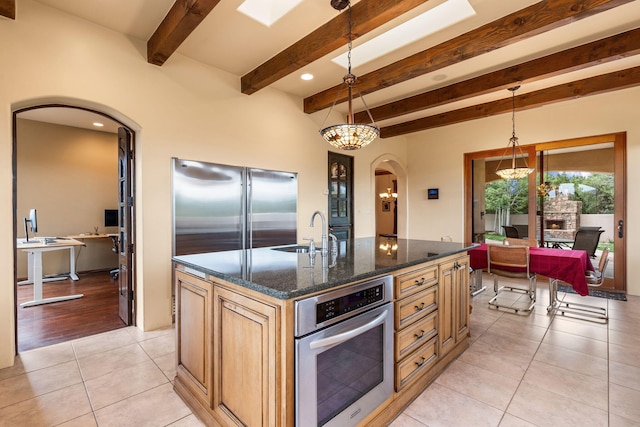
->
[414,302,425,311]
[415,356,427,367]
[414,329,425,339]
[414,277,425,286]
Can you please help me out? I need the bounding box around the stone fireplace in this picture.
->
[543,194,581,240]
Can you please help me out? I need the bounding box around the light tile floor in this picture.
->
[1,273,639,426]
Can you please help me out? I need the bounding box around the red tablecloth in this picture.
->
[469,244,594,296]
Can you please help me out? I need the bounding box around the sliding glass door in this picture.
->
[465,133,626,292]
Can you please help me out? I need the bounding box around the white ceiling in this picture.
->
[23,0,640,130]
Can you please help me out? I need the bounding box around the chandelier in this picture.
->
[495,86,534,180]
[319,1,379,150]
[379,187,397,201]
[537,182,557,197]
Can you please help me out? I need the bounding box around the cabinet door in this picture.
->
[438,261,456,357]
[454,256,470,342]
[175,270,212,407]
[438,256,470,358]
[213,286,278,427]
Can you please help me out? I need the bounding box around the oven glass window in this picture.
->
[316,324,384,426]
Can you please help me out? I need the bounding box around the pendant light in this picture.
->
[495,86,534,180]
[319,1,379,150]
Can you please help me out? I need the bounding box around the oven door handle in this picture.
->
[309,310,388,350]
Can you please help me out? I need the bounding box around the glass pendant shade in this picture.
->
[495,86,534,180]
[321,123,379,150]
[319,1,378,150]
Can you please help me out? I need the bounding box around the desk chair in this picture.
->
[487,245,537,313]
[552,247,609,322]
[109,235,119,280]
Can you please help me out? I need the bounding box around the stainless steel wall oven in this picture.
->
[295,275,394,427]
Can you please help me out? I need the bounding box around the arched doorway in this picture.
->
[372,155,407,239]
[12,103,137,351]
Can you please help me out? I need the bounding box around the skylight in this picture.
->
[237,0,304,27]
[332,0,476,69]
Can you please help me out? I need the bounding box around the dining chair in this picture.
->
[504,237,538,247]
[487,244,537,313]
[501,225,520,238]
[551,247,609,321]
[571,228,604,258]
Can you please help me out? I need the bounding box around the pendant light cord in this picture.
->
[347,3,352,75]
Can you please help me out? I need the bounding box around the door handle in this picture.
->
[618,220,624,238]
[309,310,388,350]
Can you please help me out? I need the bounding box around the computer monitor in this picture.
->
[104,209,118,227]
[24,208,37,242]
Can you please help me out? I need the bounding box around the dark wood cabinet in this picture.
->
[328,152,353,240]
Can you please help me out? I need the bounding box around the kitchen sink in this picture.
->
[271,245,310,253]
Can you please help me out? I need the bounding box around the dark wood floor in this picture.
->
[17,270,126,352]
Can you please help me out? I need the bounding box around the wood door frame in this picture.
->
[464,132,626,292]
[11,104,137,353]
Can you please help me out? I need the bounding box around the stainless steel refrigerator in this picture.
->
[172,158,297,256]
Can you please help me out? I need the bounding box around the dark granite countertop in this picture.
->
[173,237,478,300]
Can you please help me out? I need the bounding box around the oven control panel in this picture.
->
[316,284,383,323]
[294,275,393,337]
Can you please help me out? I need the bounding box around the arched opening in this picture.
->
[12,101,137,352]
[372,155,407,239]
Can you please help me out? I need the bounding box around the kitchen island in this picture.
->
[173,237,477,426]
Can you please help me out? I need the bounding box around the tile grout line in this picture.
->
[494,293,560,427]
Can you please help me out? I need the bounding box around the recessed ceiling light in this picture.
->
[332,0,476,69]
[93,122,104,127]
[301,73,314,81]
[237,0,303,27]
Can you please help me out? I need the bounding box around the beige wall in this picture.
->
[16,119,118,277]
[0,0,408,367]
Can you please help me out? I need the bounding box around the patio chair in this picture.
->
[552,247,609,322]
[487,244,537,313]
[501,225,520,238]
[571,229,604,258]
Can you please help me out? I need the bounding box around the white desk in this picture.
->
[17,238,86,307]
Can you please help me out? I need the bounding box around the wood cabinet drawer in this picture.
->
[395,286,437,330]
[395,265,438,299]
[395,335,438,391]
[395,310,437,361]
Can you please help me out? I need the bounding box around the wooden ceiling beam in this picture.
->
[354,28,640,123]
[147,0,222,66]
[0,0,15,19]
[304,0,634,114]
[240,0,431,95]
[380,66,640,138]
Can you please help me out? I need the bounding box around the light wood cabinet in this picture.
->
[392,254,470,393]
[393,262,439,391]
[438,255,470,358]
[174,251,472,427]
[394,265,438,299]
[174,270,213,408]
[174,267,283,426]
[212,286,278,426]
[395,335,438,390]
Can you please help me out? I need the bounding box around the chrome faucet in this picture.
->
[310,211,328,254]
